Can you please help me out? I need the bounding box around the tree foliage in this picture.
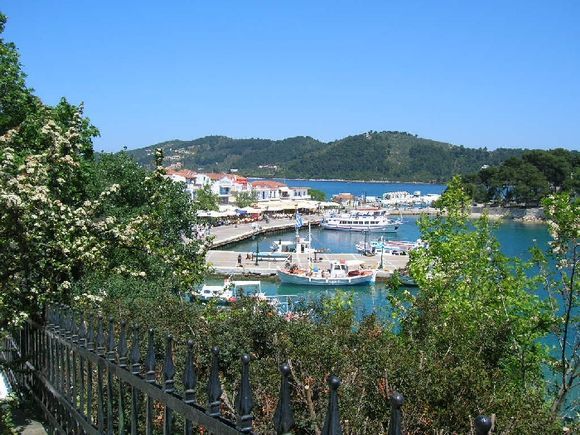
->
[388,176,559,430]
[0,16,210,328]
[534,192,579,416]
[464,149,579,206]
[194,183,219,211]
[234,190,258,208]
[308,188,326,201]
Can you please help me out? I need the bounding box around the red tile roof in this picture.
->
[251,180,287,189]
[166,168,197,179]
[205,173,248,184]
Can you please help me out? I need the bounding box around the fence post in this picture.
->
[70,311,79,413]
[145,329,156,435]
[96,316,106,434]
[321,375,342,435]
[273,362,295,435]
[163,335,176,435]
[183,340,197,435]
[130,325,141,435]
[118,320,128,434]
[388,392,404,435]
[86,315,95,426]
[475,415,492,435]
[235,354,254,433]
[106,317,116,435]
[207,346,222,417]
[78,314,87,416]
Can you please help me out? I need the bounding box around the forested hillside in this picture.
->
[463,148,579,206]
[127,131,526,182]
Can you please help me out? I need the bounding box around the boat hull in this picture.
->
[277,269,376,286]
[321,223,400,232]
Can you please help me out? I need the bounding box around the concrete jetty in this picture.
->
[210,216,322,248]
[206,249,409,280]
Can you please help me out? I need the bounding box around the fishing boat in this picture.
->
[194,279,265,303]
[321,208,403,232]
[277,260,376,286]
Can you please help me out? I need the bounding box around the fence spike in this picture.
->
[183,340,197,404]
[475,415,492,435]
[235,354,254,433]
[130,325,141,374]
[87,315,95,351]
[96,316,105,352]
[118,321,128,368]
[78,314,87,347]
[163,335,176,391]
[273,362,295,435]
[388,392,404,435]
[321,375,342,435]
[71,311,79,340]
[107,317,116,355]
[207,346,222,417]
[145,329,156,382]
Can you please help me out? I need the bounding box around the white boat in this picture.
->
[321,208,403,232]
[271,232,317,256]
[277,260,376,286]
[355,238,421,255]
[195,279,265,303]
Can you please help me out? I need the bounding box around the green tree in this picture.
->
[308,188,326,201]
[235,190,258,208]
[389,176,555,431]
[194,183,219,211]
[535,192,579,415]
[0,16,210,328]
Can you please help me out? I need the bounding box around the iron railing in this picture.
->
[1,304,493,434]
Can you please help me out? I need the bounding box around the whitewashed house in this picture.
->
[251,180,286,201]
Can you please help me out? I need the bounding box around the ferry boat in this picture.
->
[321,209,403,232]
[277,260,376,286]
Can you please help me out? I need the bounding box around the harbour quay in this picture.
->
[210,215,322,248]
[206,249,409,280]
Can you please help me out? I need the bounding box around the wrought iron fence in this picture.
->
[1,304,493,434]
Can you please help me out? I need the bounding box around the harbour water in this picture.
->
[255,178,446,199]
[216,179,551,315]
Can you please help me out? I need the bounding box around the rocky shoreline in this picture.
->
[400,206,546,223]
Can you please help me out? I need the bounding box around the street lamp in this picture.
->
[379,245,384,270]
[252,232,260,266]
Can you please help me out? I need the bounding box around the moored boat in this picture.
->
[321,208,403,232]
[194,279,265,303]
[277,260,376,286]
[355,238,422,255]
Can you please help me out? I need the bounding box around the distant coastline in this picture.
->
[249,176,445,185]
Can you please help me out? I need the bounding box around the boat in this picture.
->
[355,238,422,256]
[271,230,317,256]
[321,208,403,232]
[194,279,265,303]
[277,260,376,286]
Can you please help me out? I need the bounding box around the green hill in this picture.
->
[127,131,526,182]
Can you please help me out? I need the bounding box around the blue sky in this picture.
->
[2,1,579,152]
